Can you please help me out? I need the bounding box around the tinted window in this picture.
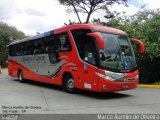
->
[55,32,72,52]
[84,39,96,65]
[9,32,72,56]
[72,29,91,59]
[71,29,97,65]
[9,35,55,56]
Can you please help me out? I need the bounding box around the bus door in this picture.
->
[71,29,98,90]
[82,38,98,90]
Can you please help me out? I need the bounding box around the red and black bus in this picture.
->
[8,24,144,93]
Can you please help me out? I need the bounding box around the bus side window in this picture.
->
[43,35,56,53]
[55,32,72,52]
[71,29,96,65]
[84,39,96,65]
[71,29,91,59]
[9,45,14,56]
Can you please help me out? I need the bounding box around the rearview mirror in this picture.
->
[130,38,145,54]
[87,32,104,50]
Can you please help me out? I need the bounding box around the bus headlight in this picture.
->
[104,75,116,81]
[96,72,138,82]
[127,74,139,82]
[95,72,116,81]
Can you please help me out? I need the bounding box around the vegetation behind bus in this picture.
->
[0,22,25,67]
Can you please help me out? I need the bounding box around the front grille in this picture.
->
[114,78,125,82]
[114,76,137,82]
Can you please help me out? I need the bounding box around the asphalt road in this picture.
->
[0,69,160,114]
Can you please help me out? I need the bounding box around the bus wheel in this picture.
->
[18,70,25,83]
[63,74,76,93]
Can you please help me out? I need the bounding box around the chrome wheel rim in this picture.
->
[19,73,22,81]
[67,78,74,89]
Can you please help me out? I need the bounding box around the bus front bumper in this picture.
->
[97,78,139,92]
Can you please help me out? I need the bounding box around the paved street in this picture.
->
[0,69,160,114]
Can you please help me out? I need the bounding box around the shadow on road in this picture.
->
[78,90,131,99]
[13,79,131,99]
[13,78,62,91]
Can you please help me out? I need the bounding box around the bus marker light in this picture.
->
[103,85,107,89]
[83,64,87,70]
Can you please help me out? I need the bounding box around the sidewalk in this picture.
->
[138,84,160,88]
[0,68,7,76]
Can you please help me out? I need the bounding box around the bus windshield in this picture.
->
[98,32,137,72]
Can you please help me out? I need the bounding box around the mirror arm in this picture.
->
[130,38,145,54]
[87,32,104,49]
[87,32,103,41]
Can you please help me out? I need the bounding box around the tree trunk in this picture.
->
[71,2,82,23]
[86,12,92,23]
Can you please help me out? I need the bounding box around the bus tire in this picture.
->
[63,74,76,93]
[18,70,25,83]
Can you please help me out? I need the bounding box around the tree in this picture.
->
[0,22,25,67]
[58,0,128,23]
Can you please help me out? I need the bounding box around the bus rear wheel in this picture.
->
[18,70,25,83]
[63,74,76,93]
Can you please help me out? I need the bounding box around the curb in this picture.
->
[138,84,160,88]
[0,66,2,74]
[0,68,7,76]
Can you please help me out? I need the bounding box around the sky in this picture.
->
[0,0,159,35]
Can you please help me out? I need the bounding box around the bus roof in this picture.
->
[54,24,127,35]
[10,24,127,46]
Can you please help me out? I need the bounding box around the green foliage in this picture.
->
[0,22,25,67]
[92,9,160,83]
